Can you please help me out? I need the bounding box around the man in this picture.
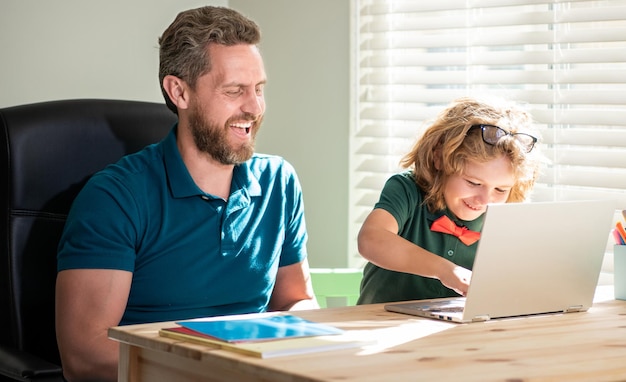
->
[55,6,318,381]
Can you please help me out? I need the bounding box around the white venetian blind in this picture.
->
[350,0,626,266]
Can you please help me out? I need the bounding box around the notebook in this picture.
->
[384,200,616,323]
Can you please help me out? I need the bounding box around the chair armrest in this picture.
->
[0,344,63,381]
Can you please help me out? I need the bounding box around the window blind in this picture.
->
[350,0,626,267]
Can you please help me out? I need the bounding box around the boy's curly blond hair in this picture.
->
[400,96,544,212]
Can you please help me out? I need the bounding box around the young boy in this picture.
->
[357,96,544,304]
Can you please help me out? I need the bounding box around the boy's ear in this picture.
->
[162,75,191,111]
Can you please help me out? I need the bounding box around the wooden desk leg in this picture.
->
[118,343,140,382]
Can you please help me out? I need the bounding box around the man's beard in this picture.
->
[189,102,260,165]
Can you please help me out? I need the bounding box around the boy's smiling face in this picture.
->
[443,155,516,221]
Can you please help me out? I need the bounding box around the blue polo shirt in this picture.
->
[57,127,308,325]
[358,171,483,304]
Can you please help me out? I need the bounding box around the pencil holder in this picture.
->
[614,245,626,300]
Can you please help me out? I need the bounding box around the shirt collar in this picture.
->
[163,125,262,200]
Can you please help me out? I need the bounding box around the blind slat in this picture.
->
[361,88,626,105]
[362,69,626,85]
[360,48,626,66]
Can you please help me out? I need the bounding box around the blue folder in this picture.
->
[177,314,344,343]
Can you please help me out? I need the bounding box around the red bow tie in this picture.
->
[430,215,480,246]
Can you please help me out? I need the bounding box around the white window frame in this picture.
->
[350,0,626,278]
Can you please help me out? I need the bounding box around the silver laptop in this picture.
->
[384,200,616,323]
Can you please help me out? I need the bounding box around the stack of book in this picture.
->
[159,313,374,358]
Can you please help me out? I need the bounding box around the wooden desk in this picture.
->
[109,293,626,382]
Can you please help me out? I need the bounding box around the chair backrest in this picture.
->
[0,99,176,366]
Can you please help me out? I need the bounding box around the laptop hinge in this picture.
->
[471,315,491,322]
[565,305,584,313]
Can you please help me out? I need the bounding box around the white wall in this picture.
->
[0,0,351,268]
[231,1,350,268]
[0,0,224,107]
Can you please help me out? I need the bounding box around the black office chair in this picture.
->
[0,99,176,381]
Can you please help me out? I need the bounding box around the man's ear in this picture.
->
[162,75,190,111]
